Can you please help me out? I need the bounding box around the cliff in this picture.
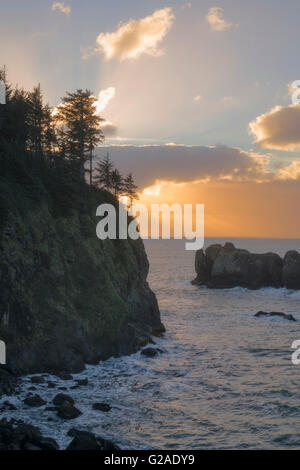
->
[0,155,164,375]
[193,242,300,290]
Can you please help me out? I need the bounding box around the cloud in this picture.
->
[94,87,116,114]
[249,104,300,151]
[277,160,300,180]
[101,121,119,138]
[95,145,272,189]
[206,7,235,32]
[94,8,175,61]
[52,1,71,17]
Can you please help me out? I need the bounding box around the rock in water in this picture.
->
[23,395,46,407]
[255,311,296,322]
[0,401,17,411]
[193,243,300,290]
[75,378,88,386]
[92,403,111,412]
[0,369,18,397]
[52,393,74,407]
[30,376,45,384]
[141,347,161,357]
[282,251,300,290]
[66,430,120,450]
[0,419,59,450]
[57,402,82,420]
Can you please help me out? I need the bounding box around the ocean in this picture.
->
[2,238,300,449]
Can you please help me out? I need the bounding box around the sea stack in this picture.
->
[192,243,300,290]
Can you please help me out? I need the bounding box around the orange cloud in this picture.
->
[249,104,300,151]
[206,7,236,32]
[277,160,300,180]
[95,8,175,61]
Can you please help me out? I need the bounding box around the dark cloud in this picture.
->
[95,144,271,188]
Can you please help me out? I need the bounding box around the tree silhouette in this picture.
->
[26,85,56,157]
[55,89,104,181]
[93,152,114,190]
[0,67,28,147]
[122,173,139,206]
[110,168,123,197]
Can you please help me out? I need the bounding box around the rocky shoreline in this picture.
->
[0,343,166,450]
[193,242,300,290]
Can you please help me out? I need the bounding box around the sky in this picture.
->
[1,0,300,237]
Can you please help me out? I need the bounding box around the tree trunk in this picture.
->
[89,148,93,185]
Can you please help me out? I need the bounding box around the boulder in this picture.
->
[0,369,18,397]
[0,419,59,450]
[53,393,74,407]
[57,402,82,420]
[92,403,111,412]
[141,347,162,357]
[23,395,46,408]
[282,251,300,289]
[66,429,120,450]
[255,311,296,322]
[47,381,56,388]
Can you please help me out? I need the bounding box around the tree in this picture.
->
[0,67,28,148]
[110,168,123,197]
[93,152,114,190]
[122,173,139,206]
[26,85,44,154]
[43,103,57,158]
[54,89,104,182]
[26,85,56,156]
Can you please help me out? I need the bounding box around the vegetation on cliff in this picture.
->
[0,69,164,374]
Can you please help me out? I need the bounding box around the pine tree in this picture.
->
[43,104,57,157]
[93,152,114,190]
[26,85,44,155]
[122,173,139,206]
[110,168,123,197]
[54,89,104,181]
[0,67,28,148]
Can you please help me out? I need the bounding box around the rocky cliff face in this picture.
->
[193,242,300,290]
[0,193,164,375]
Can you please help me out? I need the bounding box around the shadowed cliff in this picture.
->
[0,150,164,375]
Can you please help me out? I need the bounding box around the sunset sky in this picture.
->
[1,0,300,237]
